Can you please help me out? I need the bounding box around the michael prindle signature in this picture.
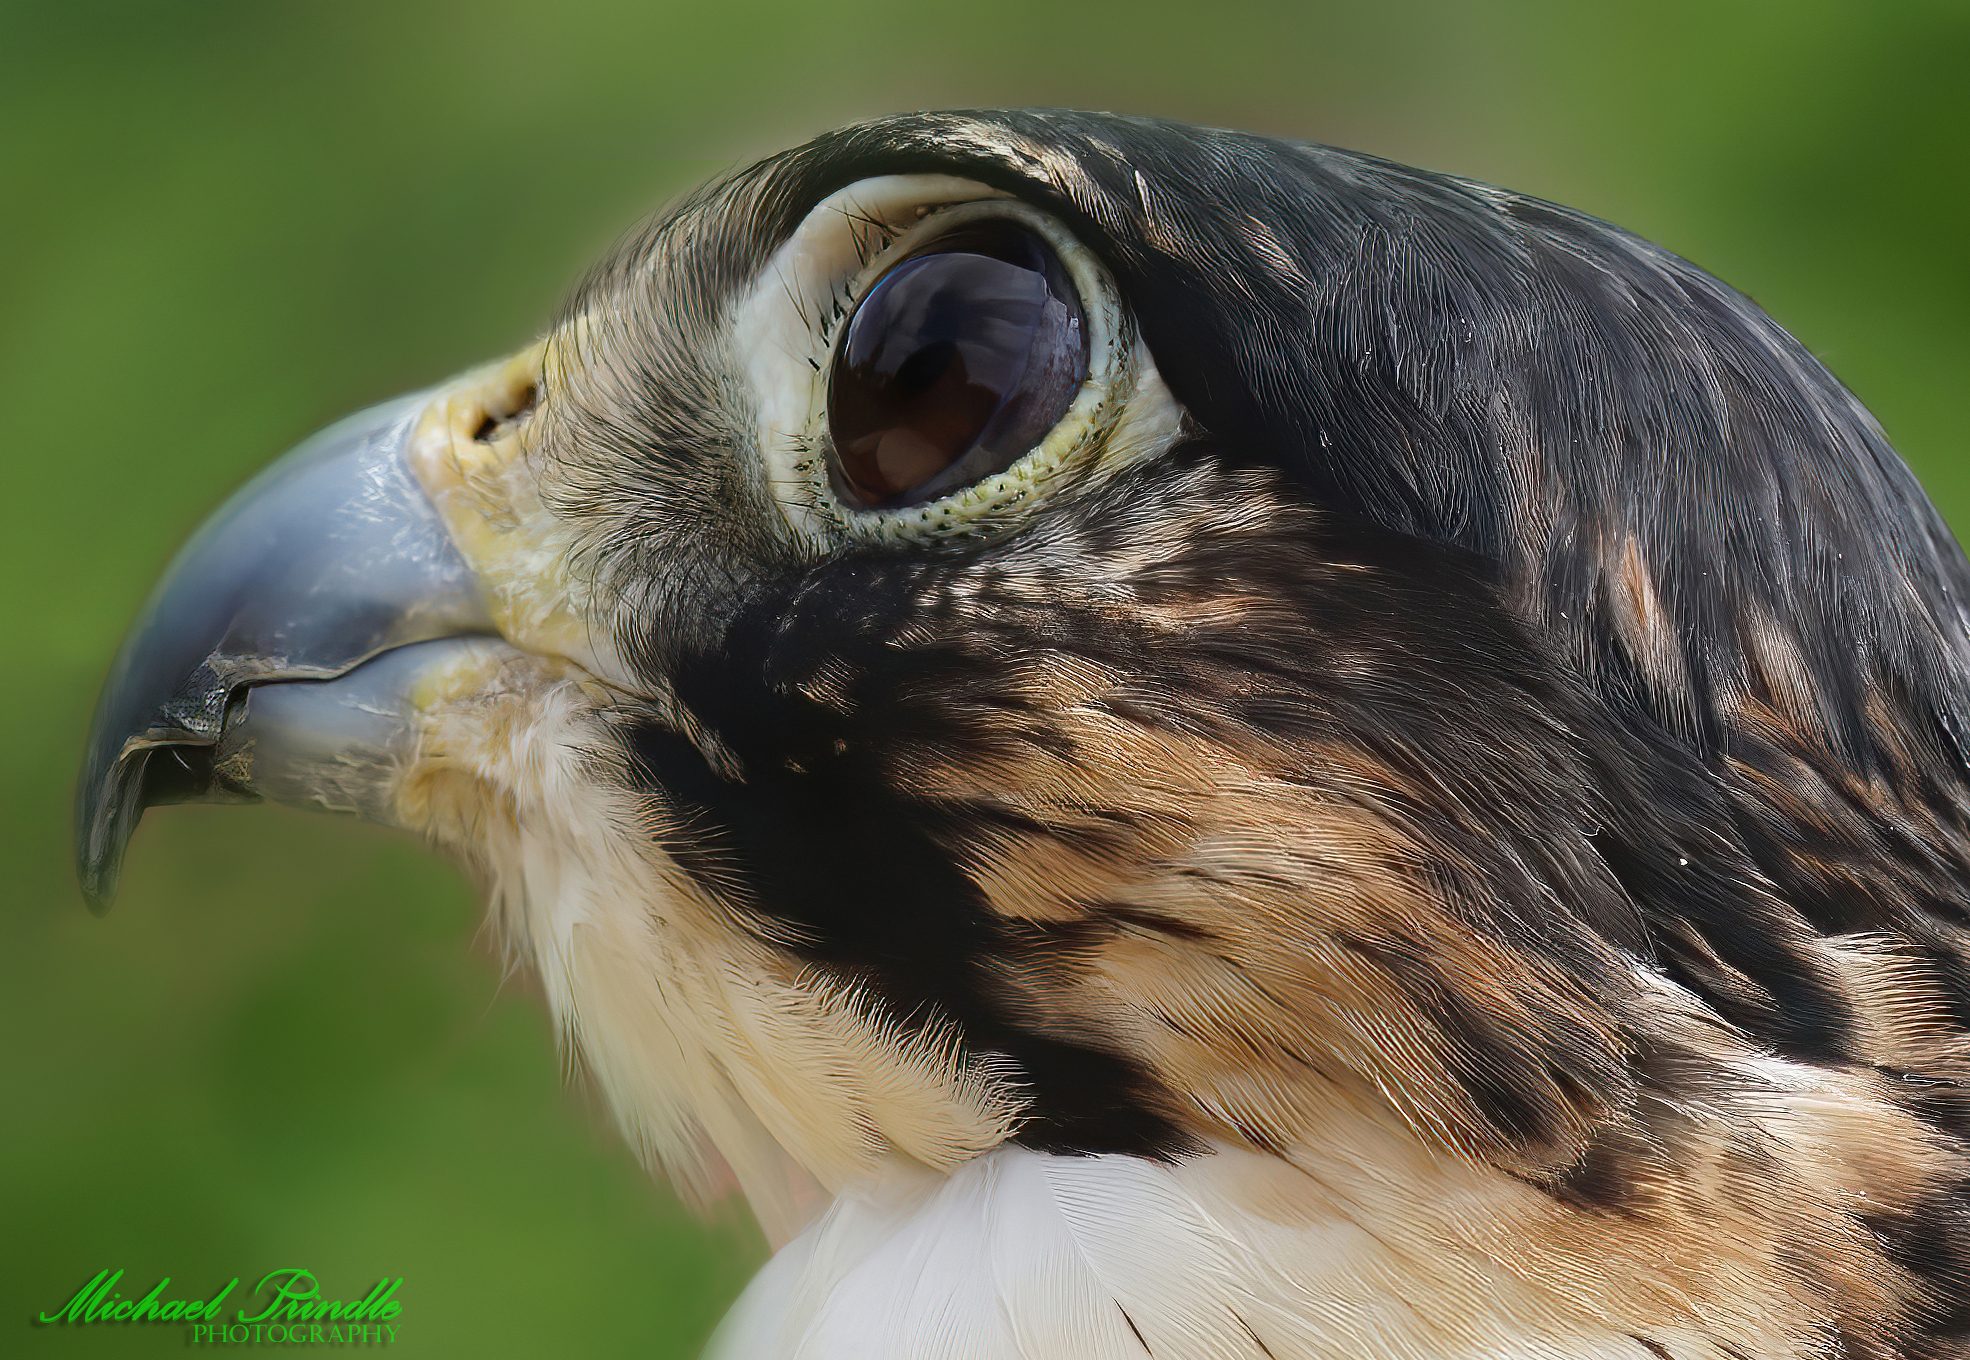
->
[35,1267,403,1345]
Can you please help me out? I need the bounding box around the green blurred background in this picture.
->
[4,1,1967,1355]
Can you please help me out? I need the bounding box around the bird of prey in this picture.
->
[78,110,1970,1359]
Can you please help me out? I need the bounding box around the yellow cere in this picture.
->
[406,342,620,681]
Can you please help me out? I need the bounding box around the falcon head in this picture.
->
[77,111,1970,1358]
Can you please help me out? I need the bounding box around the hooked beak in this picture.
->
[75,355,547,911]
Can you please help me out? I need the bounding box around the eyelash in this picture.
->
[777,204,950,523]
[812,207,915,357]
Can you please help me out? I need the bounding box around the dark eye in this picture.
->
[827,220,1088,509]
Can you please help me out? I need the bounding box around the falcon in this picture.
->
[76,110,1970,1359]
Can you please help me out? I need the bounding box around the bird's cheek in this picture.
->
[405,341,628,686]
[387,644,614,852]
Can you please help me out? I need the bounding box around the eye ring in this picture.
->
[804,199,1136,543]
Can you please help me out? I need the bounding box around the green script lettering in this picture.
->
[36,1268,118,1324]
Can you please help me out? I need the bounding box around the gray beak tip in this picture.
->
[75,742,193,915]
[74,748,137,914]
[77,864,117,916]
[76,662,223,916]
[79,866,118,917]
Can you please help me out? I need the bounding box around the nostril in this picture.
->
[472,381,540,444]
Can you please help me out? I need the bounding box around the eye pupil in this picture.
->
[827,221,1088,509]
[895,339,957,392]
